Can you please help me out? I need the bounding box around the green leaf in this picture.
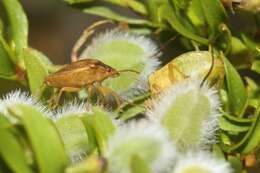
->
[230,37,248,55]
[186,0,206,32]
[23,48,48,98]
[88,107,116,154]
[198,0,227,40]
[123,0,147,15]
[0,36,15,78]
[145,0,167,24]
[120,106,145,121]
[158,4,208,44]
[221,109,260,154]
[83,6,153,26]
[104,0,147,15]
[117,93,149,121]
[80,116,98,153]
[0,116,33,173]
[222,111,253,124]
[212,144,225,160]
[219,116,251,133]
[227,155,242,173]
[0,17,4,35]
[130,154,153,173]
[55,115,89,161]
[8,104,68,173]
[241,109,260,153]
[252,60,260,74]
[173,0,191,9]
[241,33,260,55]
[2,0,28,56]
[222,56,248,116]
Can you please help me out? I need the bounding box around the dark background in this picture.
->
[20,0,99,64]
[0,0,100,93]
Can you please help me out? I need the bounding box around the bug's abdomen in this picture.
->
[45,67,108,88]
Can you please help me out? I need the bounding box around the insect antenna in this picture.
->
[118,69,140,74]
[71,20,114,62]
[200,45,215,87]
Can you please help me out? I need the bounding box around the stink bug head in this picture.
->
[100,63,120,79]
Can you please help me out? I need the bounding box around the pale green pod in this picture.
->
[80,29,160,97]
[105,121,176,173]
[149,51,224,95]
[172,151,232,173]
[147,79,221,150]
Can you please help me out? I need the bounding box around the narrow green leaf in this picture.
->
[83,6,153,26]
[173,0,191,9]
[252,60,260,74]
[0,114,12,128]
[145,0,167,24]
[227,155,242,173]
[221,109,260,153]
[0,17,3,35]
[241,33,260,55]
[8,104,68,173]
[0,36,15,77]
[0,116,33,173]
[29,48,53,67]
[198,0,227,40]
[80,116,98,153]
[90,107,116,154]
[2,0,28,56]
[103,0,147,15]
[186,0,206,32]
[230,37,248,55]
[212,145,225,160]
[55,115,89,161]
[222,112,253,124]
[158,4,208,44]
[120,106,145,121]
[241,109,260,153]
[130,154,153,173]
[0,130,33,173]
[23,48,48,98]
[219,116,250,132]
[124,0,147,15]
[222,56,248,116]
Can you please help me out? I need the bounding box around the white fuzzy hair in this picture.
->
[105,120,176,173]
[146,78,221,149]
[50,101,88,121]
[173,151,233,173]
[80,29,161,97]
[0,90,52,121]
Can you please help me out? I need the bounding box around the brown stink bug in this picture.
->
[45,20,138,108]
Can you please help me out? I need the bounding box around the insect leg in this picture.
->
[97,86,123,110]
[51,87,81,108]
